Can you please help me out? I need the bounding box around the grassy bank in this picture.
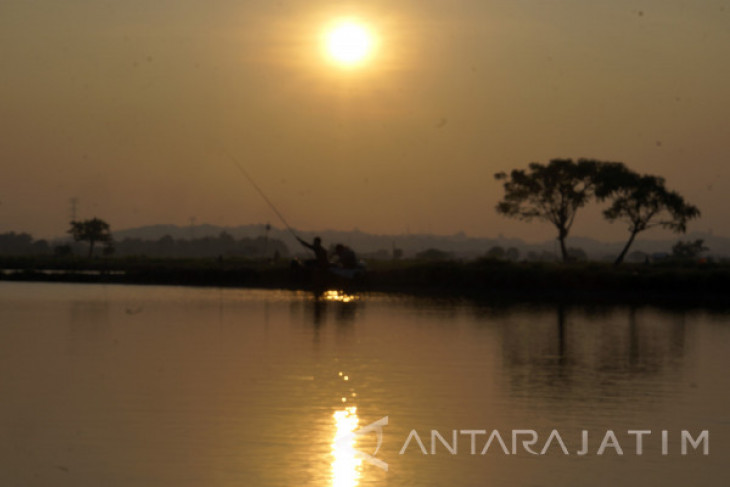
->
[1,255,729,306]
[366,259,730,305]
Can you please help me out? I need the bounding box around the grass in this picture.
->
[1,255,729,305]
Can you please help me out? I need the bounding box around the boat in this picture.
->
[290,259,367,292]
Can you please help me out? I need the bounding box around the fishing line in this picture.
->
[225,152,300,240]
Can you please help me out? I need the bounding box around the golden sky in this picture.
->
[1,0,728,241]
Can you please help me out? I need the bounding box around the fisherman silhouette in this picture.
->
[334,243,357,269]
[297,236,329,269]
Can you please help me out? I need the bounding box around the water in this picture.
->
[0,282,728,486]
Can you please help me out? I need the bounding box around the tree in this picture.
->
[102,241,116,257]
[68,218,112,258]
[485,246,505,260]
[505,247,520,261]
[415,248,452,261]
[598,173,700,266]
[0,232,33,255]
[54,244,73,257]
[494,159,602,262]
[671,239,708,261]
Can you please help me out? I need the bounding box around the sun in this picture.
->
[324,20,375,67]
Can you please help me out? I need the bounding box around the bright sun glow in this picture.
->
[325,20,375,67]
[332,406,361,487]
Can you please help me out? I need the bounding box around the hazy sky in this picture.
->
[1,0,728,241]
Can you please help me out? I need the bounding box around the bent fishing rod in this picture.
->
[225,152,301,241]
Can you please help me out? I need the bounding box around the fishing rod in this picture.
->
[225,152,300,240]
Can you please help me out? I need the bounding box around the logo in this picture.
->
[335,416,389,471]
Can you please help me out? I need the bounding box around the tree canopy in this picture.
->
[68,218,112,257]
[495,158,701,264]
[671,239,708,261]
[597,170,700,265]
[494,158,603,262]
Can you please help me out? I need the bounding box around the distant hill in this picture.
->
[112,224,730,260]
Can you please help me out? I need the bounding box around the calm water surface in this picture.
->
[0,282,728,486]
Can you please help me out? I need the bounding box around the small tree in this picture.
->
[485,246,506,260]
[54,244,73,257]
[671,239,708,261]
[102,241,116,257]
[505,247,520,261]
[598,173,700,266]
[415,248,452,261]
[495,159,603,262]
[68,218,112,258]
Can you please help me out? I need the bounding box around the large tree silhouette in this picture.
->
[494,159,603,262]
[597,172,700,265]
[68,218,112,258]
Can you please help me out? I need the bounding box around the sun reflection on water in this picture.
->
[323,290,359,303]
[331,406,362,487]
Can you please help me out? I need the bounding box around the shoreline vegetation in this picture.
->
[2,255,729,307]
[0,158,718,308]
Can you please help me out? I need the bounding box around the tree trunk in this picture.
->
[88,239,95,258]
[558,233,569,262]
[614,230,639,266]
